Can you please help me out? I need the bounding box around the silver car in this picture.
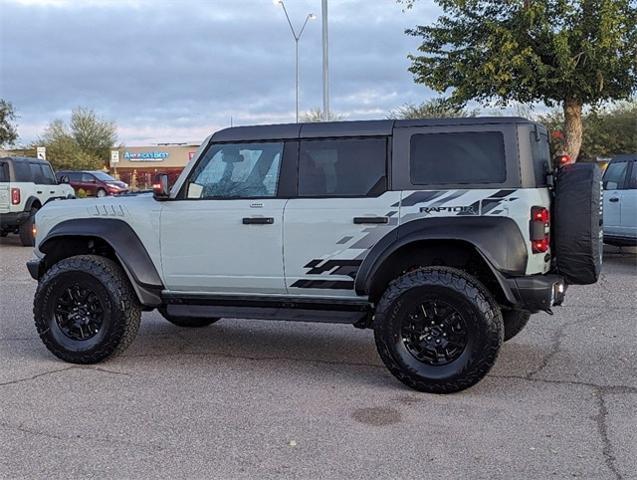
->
[603,154,637,246]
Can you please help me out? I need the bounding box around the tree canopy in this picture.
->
[0,99,18,148]
[388,97,477,119]
[40,107,117,170]
[403,0,637,160]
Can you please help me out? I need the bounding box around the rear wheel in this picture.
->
[374,267,503,393]
[19,207,38,246]
[34,255,141,363]
[503,310,531,342]
[158,306,219,328]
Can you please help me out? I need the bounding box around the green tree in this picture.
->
[40,108,117,170]
[0,99,19,147]
[388,96,477,119]
[301,108,344,122]
[403,0,637,160]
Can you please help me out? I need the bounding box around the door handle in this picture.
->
[609,197,620,203]
[242,217,274,225]
[353,216,389,224]
[36,191,42,194]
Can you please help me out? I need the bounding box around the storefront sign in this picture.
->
[124,151,169,162]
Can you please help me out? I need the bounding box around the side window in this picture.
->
[69,172,81,182]
[529,129,551,185]
[410,131,506,185]
[186,142,283,199]
[12,162,31,182]
[298,137,387,197]
[626,162,637,190]
[29,163,46,184]
[81,173,94,183]
[40,164,57,185]
[603,162,628,190]
[0,162,9,182]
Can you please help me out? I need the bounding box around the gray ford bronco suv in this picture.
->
[27,118,602,393]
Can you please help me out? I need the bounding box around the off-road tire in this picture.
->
[503,310,531,342]
[19,207,38,246]
[374,267,503,394]
[34,255,141,363]
[158,306,219,328]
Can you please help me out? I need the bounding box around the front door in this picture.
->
[161,141,287,294]
[602,160,629,236]
[619,161,637,238]
[284,136,400,298]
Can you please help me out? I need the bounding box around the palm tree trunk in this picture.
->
[563,97,583,161]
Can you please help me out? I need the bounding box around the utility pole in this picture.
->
[321,0,330,121]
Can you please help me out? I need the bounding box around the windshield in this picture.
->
[92,171,117,182]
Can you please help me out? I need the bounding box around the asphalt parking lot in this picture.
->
[1,236,635,480]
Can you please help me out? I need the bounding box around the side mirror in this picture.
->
[153,173,170,201]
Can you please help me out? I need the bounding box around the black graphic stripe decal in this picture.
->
[306,259,362,275]
[396,191,447,207]
[290,280,355,290]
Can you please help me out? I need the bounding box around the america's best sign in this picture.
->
[124,151,169,162]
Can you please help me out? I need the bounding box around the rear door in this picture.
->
[602,160,629,236]
[28,162,58,205]
[283,136,400,298]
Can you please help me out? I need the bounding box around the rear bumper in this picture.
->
[505,274,567,313]
[0,210,29,228]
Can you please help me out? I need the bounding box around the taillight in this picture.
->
[530,206,550,253]
[11,188,20,205]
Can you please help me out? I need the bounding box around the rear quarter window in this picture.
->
[0,162,9,182]
[410,131,506,185]
[529,129,551,186]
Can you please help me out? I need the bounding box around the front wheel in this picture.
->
[96,188,107,198]
[374,267,503,394]
[34,255,141,363]
[158,306,219,328]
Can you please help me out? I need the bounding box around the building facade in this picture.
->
[111,143,200,189]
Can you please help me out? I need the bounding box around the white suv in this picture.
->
[0,157,75,246]
[27,118,602,393]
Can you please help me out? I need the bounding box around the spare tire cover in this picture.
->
[554,163,603,285]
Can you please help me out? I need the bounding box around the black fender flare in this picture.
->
[24,196,43,211]
[354,216,528,303]
[39,218,163,307]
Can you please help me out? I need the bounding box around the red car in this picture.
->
[56,170,129,197]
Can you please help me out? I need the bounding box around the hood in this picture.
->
[33,193,158,254]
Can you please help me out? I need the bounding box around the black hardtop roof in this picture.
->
[0,156,50,164]
[211,117,536,142]
[610,153,637,162]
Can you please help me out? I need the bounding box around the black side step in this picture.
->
[161,293,372,325]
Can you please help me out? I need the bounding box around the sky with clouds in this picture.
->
[1,0,445,146]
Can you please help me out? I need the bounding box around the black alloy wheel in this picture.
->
[401,300,468,366]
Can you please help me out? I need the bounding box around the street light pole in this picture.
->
[321,0,329,121]
[275,1,315,123]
